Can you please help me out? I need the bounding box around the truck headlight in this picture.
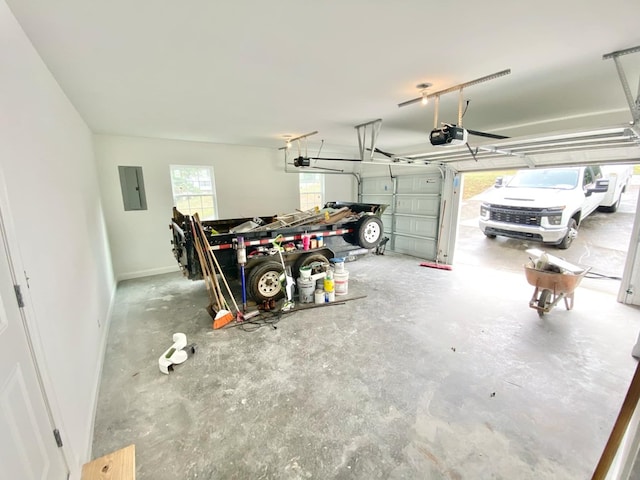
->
[544,206,565,226]
[480,203,490,219]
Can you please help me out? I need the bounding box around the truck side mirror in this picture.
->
[587,178,610,195]
[494,177,504,188]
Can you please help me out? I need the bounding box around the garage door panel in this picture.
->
[360,194,393,209]
[393,235,437,259]
[361,177,394,195]
[395,196,439,216]
[396,175,441,194]
[381,213,393,234]
[395,215,438,238]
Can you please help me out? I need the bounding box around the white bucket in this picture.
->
[325,291,335,303]
[331,257,345,273]
[299,265,312,279]
[334,270,349,296]
[314,289,325,304]
[297,277,315,303]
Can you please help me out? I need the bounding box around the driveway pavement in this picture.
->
[455,176,639,296]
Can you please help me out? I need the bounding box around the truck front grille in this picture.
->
[489,206,544,226]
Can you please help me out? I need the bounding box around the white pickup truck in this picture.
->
[478,165,633,249]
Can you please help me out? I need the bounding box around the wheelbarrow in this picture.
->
[524,262,591,317]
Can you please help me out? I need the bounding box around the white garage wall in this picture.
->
[94,135,340,280]
[0,1,115,476]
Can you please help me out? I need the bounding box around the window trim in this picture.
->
[170,164,219,220]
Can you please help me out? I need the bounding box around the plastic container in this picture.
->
[331,257,345,273]
[299,265,312,279]
[316,234,324,247]
[325,291,335,302]
[334,270,349,296]
[297,277,315,303]
[324,270,334,293]
[302,234,310,251]
[314,289,325,304]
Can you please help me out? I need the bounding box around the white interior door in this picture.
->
[0,217,67,478]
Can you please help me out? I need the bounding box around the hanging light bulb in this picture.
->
[286,141,292,149]
[417,82,432,106]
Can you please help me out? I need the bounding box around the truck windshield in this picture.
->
[507,168,578,189]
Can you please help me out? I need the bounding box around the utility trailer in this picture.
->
[170,202,387,302]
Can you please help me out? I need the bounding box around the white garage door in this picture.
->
[360,174,443,259]
[360,176,395,244]
[394,174,442,259]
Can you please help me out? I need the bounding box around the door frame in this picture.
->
[618,182,640,305]
[0,165,70,474]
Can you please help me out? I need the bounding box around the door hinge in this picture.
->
[53,428,63,448]
[14,285,24,308]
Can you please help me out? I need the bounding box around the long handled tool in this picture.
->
[237,236,247,312]
[273,234,295,311]
[189,219,222,310]
[194,213,243,326]
[191,214,232,328]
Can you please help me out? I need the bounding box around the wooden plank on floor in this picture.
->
[82,444,135,480]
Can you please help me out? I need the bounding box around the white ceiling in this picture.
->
[6,0,640,156]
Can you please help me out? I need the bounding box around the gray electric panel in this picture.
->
[118,166,147,211]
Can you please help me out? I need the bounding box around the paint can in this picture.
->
[334,270,349,296]
[331,257,345,273]
[297,277,315,303]
[314,289,325,304]
[299,265,312,280]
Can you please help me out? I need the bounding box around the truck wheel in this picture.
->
[557,218,578,250]
[356,216,383,249]
[293,253,329,279]
[248,261,284,302]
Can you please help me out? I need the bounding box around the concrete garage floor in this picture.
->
[92,251,640,479]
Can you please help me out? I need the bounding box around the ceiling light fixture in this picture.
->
[398,69,511,108]
[417,82,432,105]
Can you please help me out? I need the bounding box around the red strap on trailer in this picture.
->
[208,228,353,251]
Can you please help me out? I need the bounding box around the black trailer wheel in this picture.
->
[356,216,383,249]
[293,253,329,278]
[537,289,552,317]
[248,261,284,302]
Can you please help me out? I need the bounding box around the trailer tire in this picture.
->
[248,261,284,302]
[356,216,383,249]
[293,253,329,278]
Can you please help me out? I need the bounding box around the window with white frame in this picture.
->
[170,165,218,220]
[299,172,324,211]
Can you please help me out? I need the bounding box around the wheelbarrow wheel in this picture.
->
[537,289,552,317]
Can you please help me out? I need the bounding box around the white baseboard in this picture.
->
[84,280,117,465]
[116,265,180,282]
